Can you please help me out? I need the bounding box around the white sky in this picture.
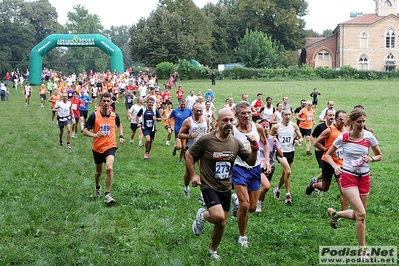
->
[42,0,377,33]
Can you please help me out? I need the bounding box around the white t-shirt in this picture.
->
[55,101,71,117]
[186,95,198,109]
[139,85,147,98]
[129,104,144,124]
[333,131,378,174]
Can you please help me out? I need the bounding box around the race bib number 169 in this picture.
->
[100,124,111,135]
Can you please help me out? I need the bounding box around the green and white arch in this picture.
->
[29,34,124,85]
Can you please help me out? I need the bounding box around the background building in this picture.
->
[301,0,399,71]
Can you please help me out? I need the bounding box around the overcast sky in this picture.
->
[40,0,377,33]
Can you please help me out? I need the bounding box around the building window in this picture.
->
[318,52,329,60]
[385,52,396,71]
[385,0,392,7]
[358,54,369,70]
[360,32,368,49]
[386,29,395,48]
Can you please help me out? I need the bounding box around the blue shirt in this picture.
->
[79,95,91,111]
[204,91,214,100]
[170,107,192,133]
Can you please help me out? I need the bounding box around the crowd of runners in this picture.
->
[12,68,382,261]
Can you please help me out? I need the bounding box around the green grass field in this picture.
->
[0,79,398,265]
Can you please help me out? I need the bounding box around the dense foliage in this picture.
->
[0,0,133,77]
[129,0,308,68]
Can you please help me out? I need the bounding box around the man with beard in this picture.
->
[187,108,259,260]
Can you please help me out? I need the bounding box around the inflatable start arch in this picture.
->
[29,34,124,85]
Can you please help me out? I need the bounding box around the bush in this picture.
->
[338,65,359,79]
[176,59,212,80]
[155,62,176,80]
[314,67,335,79]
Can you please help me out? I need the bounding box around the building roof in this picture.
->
[305,35,336,50]
[341,13,398,25]
[305,37,326,47]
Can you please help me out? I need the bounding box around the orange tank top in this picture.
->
[299,108,314,129]
[322,124,347,166]
[92,110,117,153]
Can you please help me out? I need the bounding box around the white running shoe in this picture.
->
[166,140,170,146]
[255,200,262,213]
[105,193,115,204]
[208,249,221,260]
[139,142,143,147]
[238,236,248,248]
[94,185,101,197]
[184,186,190,198]
[192,208,206,236]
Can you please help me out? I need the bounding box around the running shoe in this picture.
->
[184,187,190,198]
[360,250,370,262]
[130,139,133,145]
[59,141,63,146]
[238,236,248,248]
[208,249,221,260]
[144,152,149,159]
[192,208,206,236]
[306,178,317,195]
[306,151,312,156]
[285,194,292,204]
[273,187,280,200]
[327,208,338,229]
[178,159,182,164]
[255,200,262,213]
[139,142,143,147]
[166,140,170,146]
[94,185,101,197]
[67,143,71,149]
[105,193,115,204]
[172,146,177,156]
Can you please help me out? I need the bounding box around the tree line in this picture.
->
[0,0,333,79]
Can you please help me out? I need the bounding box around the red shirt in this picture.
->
[126,85,136,92]
[176,89,184,99]
[69,98,84,118]
[162,91,171,102]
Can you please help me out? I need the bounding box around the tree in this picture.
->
[233,0,308,50]
[129,0,214,66]
[61,5,108,73]
[103,25,133,69]
[21,0,61,43]
[236,29,284,68]
[0,0,38,77]
[202,0,238,65]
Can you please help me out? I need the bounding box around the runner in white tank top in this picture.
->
[230,101,270,248]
